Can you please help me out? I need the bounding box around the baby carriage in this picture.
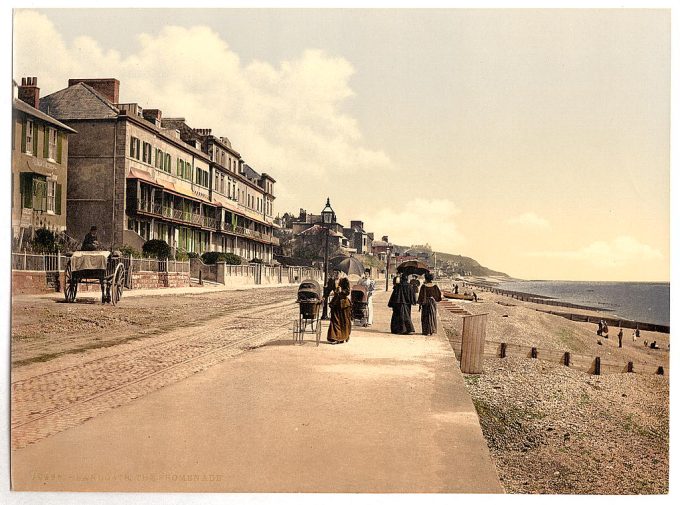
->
[351,285,369,327]
[294,279,323,345]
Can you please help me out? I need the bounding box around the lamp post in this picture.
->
[385,246,391,291]
[320,198,334,320]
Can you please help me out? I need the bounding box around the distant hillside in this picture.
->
[434,251,509,278]
[395,245,509,278]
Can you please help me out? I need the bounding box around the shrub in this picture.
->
[32,228,57,253]
[249,257,263,264]
[201,251,222,265]
[120,244,142,258]
[187,252,199,259]
[200,252,243,265]
[142,239,171,259]
[222,253,243,265]
[175,250,189,261]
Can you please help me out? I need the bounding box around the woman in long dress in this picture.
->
[388,273,416,334]
[418,272,442,335]
[327,277,352,344]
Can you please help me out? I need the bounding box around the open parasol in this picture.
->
[396,259,430,276]
[329,255,365,276]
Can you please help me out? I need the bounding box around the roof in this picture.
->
[372,240,389,247]
[39,82,119,120]
[297,224,344,238]
[242,163,261,182]
[13,99,77,133]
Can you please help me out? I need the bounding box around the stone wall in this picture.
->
[12,271,55,295]
[12,269,190,295]
[130,271,190,289]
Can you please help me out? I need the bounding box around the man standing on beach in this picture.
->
[618,328,624,348]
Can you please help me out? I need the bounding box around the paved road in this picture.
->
[11,290,297,449]
[11,289,502,493]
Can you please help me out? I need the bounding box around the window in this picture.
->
[155,148,163,169]
[130,137,141,159]
[142,142,152,163]
[19,173,62,214]
[177,159,183,177]
[165,153,171,172]
[47,128,57,160]
[185,161,193,181]
[24,119,34,154]
[46,180,56,213]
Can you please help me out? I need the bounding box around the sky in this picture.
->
[11,8,671,281]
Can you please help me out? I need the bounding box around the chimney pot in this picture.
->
[67,78,120,104]
[18,76,40,109]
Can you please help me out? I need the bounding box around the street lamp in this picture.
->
[385,245,391,291]
[320,198,334,320]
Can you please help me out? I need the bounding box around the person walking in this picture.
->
[358,268,375,326]
[327,277,352,344]
[618,328,624,348]
[322,269,340,320]
[418,272,442,335]
[388,273,416,334]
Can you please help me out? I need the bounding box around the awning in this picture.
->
[127,167,163,188]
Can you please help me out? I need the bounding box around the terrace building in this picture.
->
[12,78,76,249]
[39,78,278,262]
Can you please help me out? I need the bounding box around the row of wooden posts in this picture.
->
[456,313,666,376]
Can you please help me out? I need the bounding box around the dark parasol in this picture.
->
[396,260,430,276]
[329,255,365,276]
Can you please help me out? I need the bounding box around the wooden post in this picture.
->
[500,342,507,358]
[627,361,634,373]
[459,313,488,374]
[531,347,538,359]
[198,270,203,285]
[657,366,664,375]
[564,352,570,367]
[594,357,601,375]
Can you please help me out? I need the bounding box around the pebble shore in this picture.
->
[440,281,669,494]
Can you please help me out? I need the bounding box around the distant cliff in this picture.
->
[395,245,509,278]
[435,251,509,278]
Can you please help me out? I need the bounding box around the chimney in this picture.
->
[142,108,162,126]
[194,128,212,137]
[18,77,40,109]
[68,78,120,104]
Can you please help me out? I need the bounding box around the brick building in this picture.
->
[39,78,278,261]
[12,77,76,249]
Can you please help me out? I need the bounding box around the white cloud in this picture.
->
[527,235,663,268]
[13,11,393,212]
[508,212,551,230]
[365,199,466,251]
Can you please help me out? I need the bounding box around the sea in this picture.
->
[494,280,671,327]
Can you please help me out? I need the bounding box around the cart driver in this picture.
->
[81,226,102,251]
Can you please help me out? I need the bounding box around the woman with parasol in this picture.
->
[388,272,417,334]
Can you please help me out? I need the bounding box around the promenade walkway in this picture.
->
[11,289,502,493]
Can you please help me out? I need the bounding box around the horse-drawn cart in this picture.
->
[63,251,126,305]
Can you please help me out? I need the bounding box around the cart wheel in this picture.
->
[63,263,77,302]
[111,264,125,306]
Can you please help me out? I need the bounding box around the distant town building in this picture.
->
[39,78,277,261]
[12,77,76,249]
[343,220,373,255]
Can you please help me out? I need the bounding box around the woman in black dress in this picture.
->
[417,272,442,335]
[388,273,416,334]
